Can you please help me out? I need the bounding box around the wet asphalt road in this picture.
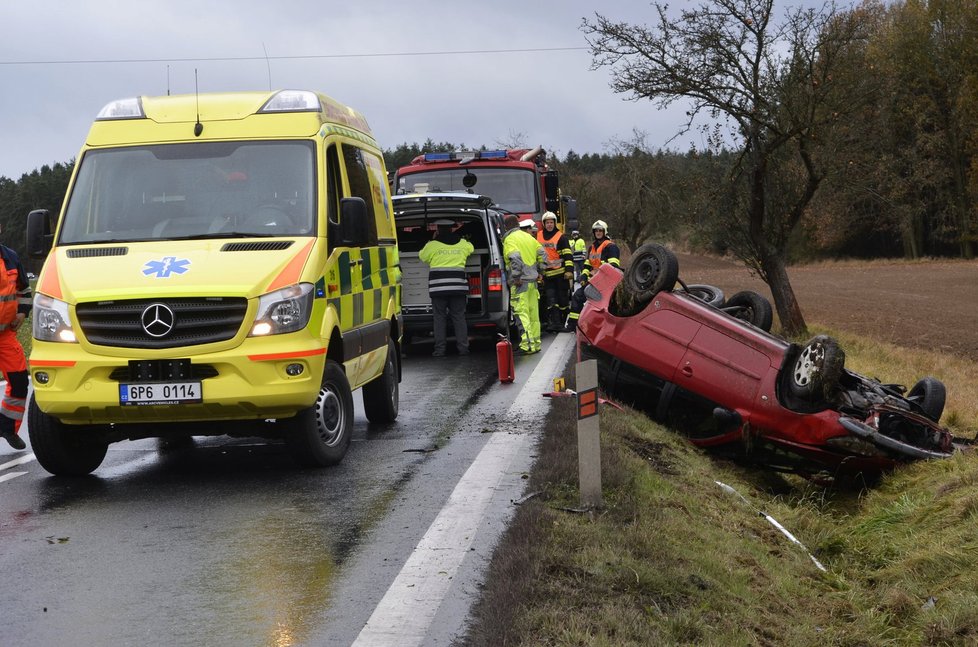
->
[0,335,572,647]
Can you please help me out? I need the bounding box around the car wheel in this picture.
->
[907,376,946,422]
[362,338,399,424]
[722,290,774,332]
[623,243,679,302]
[28,396,108,476]
[685,284,725,308]
[789,335,845,403]
[284,359,354,466]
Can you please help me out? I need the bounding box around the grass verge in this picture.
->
[461,331,978,646]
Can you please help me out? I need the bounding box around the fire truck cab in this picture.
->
[393,147,578,232]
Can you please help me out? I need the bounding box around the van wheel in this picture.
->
[285,360,354,466]
[362,339,399,424]
[28,396,108,476]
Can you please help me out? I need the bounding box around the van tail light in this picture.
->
[487,266,503,292]
[468,275,482,296]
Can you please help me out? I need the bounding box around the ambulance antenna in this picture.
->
[263,42,272,91]
[193,69,203,137]
[166,64,170,96]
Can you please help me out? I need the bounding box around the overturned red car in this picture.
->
[576,243,955,481]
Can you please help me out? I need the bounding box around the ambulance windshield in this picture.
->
[59,141,316,243]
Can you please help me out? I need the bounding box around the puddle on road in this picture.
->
[192,509,338,646]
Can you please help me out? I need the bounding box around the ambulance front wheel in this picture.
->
[285,359,353,467]
[27,396,108,476]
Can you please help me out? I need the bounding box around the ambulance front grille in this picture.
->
[76,297,249,349]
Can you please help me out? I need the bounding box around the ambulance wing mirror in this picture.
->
[26,209,56,259]
[338,197,369,246]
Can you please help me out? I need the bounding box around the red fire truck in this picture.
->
[392,147,578,231]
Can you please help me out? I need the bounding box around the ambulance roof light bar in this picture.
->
[96,97,145,121]
[258,90,322,113]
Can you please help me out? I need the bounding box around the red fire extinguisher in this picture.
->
[496,334,515,383]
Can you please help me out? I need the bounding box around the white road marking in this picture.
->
[353,334,576,647]
[0,471,28,483]
[1,453,36,471]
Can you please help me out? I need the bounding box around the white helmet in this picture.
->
[541,211,557,222]
[519,218,535,229]
[592,219,609,233]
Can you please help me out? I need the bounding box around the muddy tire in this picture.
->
[907,376,946,422]
[788,335,845,403]
[623,243,679,302]
[723,290,774,332]
[685,284,725,308]
[362,339,399,424]
[284,360,354,467]
[28,396,108,476]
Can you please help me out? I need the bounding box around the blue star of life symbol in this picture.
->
[143,256,191,278]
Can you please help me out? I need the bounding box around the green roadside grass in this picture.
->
[463,328,978,647]
[17,322,31,357]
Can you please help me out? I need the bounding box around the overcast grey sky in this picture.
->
[0,1,812,179]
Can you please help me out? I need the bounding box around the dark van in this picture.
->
[393,193,511,344]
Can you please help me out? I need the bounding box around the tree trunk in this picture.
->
[760,252,807,338]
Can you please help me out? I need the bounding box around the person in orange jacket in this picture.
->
[536,211,574,332]
[0,230,32,451]
[566,219,621,331]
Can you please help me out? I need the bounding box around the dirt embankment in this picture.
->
[674,253,978,361]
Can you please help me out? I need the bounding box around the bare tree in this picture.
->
[494,129,528,150]
[583,0,870,336]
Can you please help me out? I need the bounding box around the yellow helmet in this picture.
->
[541,211,557,222]
[592,219,609,233]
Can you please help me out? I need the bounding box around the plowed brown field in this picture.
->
[674,253,978,361]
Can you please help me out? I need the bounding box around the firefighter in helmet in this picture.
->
[536,211,574,332]
[566,219,621,330]
[569,229,586,281]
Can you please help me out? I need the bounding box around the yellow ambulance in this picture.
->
[25,89,401,475]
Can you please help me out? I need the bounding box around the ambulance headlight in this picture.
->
[33,294,77,343]
[250,283,314,336]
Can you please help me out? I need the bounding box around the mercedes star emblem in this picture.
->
[141,303,176,338]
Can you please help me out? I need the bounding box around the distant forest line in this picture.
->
[3,0,976,270]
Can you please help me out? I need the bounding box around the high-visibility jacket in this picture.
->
[418,235,475,297]
[0,246,31,330]
[536,228,574,278]
[570,237,587,262]
[582,238,621,280]
[502,228,544,288]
